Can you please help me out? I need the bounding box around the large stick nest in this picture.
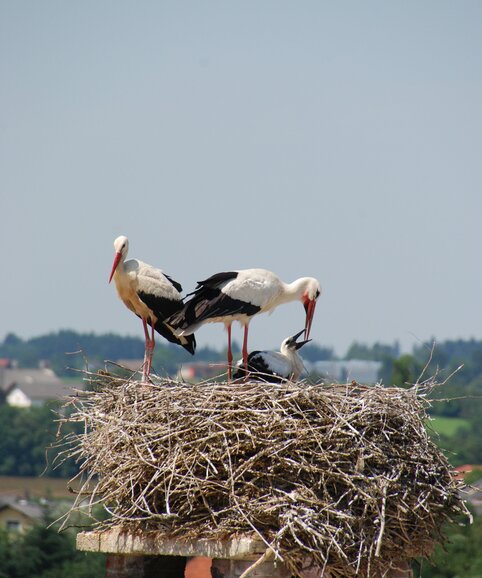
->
[58,374,470,577]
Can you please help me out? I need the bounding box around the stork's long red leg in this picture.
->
[226,323,233,381]
[141,318,151,381]
[242,324,249,370]
[146,322,156,377]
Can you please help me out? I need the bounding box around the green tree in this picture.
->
[0,404,79,478]
[442,419,482,466]
[38,553,106,578]
[8,521,72,577]
[414,514,482,578]
[297,342,334,362]
[0,528,14,578]
[0,519,105,578]
[345,341,400,361]
[390,354,422,387]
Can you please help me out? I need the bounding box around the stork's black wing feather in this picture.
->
[168,286,260,330]
[138,291,182,321]
[167,271,263,330]
[138,291,196,354]
[163,273,183,293]
[234,351,284,383]
[184,271,239,298]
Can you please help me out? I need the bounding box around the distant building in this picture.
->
[0,495,44,533]
[454,464,482,481]
[0,361,77,407]
[177,361,228,382]
[305,360,382,384]
[177,359,382,384]
[460,477,482,515]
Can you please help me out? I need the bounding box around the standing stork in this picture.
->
[166,268,321,381]
[233,329,311,382]
[108,235,196,380]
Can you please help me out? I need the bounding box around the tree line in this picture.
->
[0,330,334,376]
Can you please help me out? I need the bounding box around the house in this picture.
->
[460,477,482,515]
[0,361,77,407]
[177,359,383,384]
[454,464,482,481]
[305,360,382,384]
[177,361,228,382]
[0,495,44,533]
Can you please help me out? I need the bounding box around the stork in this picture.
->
[233,329,311,383]
[108,235,196,380]
[166,268,321,381]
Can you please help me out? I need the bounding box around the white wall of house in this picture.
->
[6,387,31,408]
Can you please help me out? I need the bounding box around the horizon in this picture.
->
[1,326,474,361]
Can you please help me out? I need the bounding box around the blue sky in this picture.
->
[1,1,481,357]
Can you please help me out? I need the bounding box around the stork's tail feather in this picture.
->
[165,309,187,330]
[167,329,196,355]
[181,334,196,355]
[153,320,197,355]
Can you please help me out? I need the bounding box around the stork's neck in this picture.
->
[281,277,312,304]
[280,344,305,379]
[290,352,305,378]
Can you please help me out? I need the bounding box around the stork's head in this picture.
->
[109,235,129,283]
[282,329,311,353]
[301,278,321,340]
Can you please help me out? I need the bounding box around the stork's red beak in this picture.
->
[304,299,317,340]
[109,252,122,283]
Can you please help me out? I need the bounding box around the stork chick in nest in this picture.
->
[234,329,310,383]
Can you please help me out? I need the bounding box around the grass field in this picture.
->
[427,415,471,437]
[0,475,76,500]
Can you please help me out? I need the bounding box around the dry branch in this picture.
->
[56,373,470,577]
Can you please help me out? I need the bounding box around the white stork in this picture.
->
[166,268,321,381]
[233,329,311,382]
[108,235,196,380]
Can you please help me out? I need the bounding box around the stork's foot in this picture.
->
[141,355,152,383]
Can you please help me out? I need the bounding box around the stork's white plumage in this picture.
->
[108,236,195,380]
[166,268,321,380]
[233,329,311,383]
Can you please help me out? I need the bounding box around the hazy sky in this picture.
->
[1,1,481,358]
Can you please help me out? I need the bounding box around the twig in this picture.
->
[238,548,275,578]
